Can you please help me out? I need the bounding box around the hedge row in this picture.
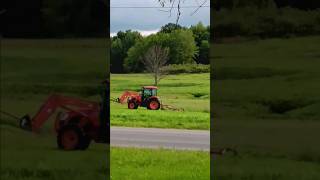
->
[162,64,210,74]
[213,7,320,38]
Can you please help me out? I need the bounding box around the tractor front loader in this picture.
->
[18,81,109,150]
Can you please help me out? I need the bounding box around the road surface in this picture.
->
[111,127,210,151]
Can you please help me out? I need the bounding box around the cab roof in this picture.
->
[143,86,158,89]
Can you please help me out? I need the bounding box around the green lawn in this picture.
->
[111,148,209,180]
[111,73,210,129]
[212,36,320,179]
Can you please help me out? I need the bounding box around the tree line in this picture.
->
[111,23,210,73]
[212,0,320,39]
[2,0,108,38]
[213,0,320,10]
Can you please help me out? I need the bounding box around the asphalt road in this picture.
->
[111,127,210,151]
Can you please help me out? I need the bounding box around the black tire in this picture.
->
[57,125,86,150]
[128,101,138,109]
[19,115,32,131]
[147,99,160,110]
[79,136,91,150]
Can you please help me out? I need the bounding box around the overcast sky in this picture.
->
[111,0,210,36]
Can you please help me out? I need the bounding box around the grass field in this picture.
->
[110,73,210,129]
[0,39,209,180]
[212,36,320,179]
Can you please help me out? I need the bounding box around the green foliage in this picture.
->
[190,22,210,64]
[190,22,210,47]
[168,30,198,64]
[124,33,170,73]
[111,30,142,73]
[159,23,185,33]
[112,22,210,73]
[197,40,210,64]
[124,30,198,72]
[162,64,210,74]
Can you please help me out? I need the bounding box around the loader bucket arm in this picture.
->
[29,94,99,132]
[118,91,139,104]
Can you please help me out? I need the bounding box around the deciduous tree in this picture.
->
[142,45,170,86]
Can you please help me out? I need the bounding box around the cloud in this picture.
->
[110,29,160,37]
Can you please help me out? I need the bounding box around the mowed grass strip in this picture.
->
[111,147,209,180]
[111,103,209,129]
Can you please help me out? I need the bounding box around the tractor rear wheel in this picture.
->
[128,101,138,109]
[147,100,160,110]
[79,136,91,150]
[57,125,86,150]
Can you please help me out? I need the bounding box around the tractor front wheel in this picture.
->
[57,125,87,150]
[128,101,138,109]
[147,100,160,110]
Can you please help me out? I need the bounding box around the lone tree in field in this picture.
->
[142,45,169,86]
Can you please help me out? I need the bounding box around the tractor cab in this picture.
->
[141,86,158,101]
[126,86,161,110]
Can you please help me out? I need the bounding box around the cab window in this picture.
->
[143,89,152,96]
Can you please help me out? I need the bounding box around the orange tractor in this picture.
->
[17,82,109,150]
[118,86,161,110]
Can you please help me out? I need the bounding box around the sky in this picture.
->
[110,0,210,36]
